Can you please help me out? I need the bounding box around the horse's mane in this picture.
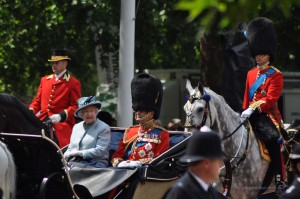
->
[204,87,241,133]
[0,93,44,131]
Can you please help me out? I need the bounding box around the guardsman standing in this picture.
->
[241,17,286,192]
[111,73,169,168]
[30,49,81,147]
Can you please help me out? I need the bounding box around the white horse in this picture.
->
[184,79,274,199]
[0,141,16,199]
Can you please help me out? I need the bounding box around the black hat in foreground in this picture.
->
[180,127,224,163]
[131,73,163,120]
[246,17,277,63]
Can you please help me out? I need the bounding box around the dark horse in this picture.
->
[0,93,60,198]
[0,93,45,134]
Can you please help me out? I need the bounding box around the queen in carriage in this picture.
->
[64,96,111,168]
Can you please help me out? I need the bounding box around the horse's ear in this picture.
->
[197,82,204,95]
[186,79,194,95]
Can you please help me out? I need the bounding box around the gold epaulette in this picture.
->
[154,125,166,131]
[249,100,265,110]
[123,126,139,144]
[46,74,54,80]
[270,66,281,73]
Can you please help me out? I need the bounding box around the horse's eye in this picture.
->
[197,107,204,113]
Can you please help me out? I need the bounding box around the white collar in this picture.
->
[55,69,67,80]
[189,170,209,192]
[297,177,300,183]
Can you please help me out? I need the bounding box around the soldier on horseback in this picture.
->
[241,17,286,193]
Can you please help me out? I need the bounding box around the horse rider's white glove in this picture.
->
[50,114,61,124]
[117,160,142,168]
[64,150,83,159]
[241,107,254,119]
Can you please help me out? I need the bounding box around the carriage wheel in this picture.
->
[39,172,75,199]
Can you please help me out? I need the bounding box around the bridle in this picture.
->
[184,92,212,130]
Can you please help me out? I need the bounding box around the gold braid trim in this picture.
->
[123,126,139,152]
[111,158,124,167]
[139,158,153,164]
[270,66,281,73]
[249,100,265,110]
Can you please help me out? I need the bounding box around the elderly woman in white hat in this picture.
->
[64,96,111,168]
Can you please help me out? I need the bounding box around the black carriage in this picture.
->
[0,128,192,199]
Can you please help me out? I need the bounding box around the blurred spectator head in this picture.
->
[97,110,117,126]
[167,118,184,131]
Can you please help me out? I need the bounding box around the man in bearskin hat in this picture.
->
[163,126,223,199]
[30,49,81,148]
[111,73,169,168]
[241,17,286,192]
[279,144,300,198]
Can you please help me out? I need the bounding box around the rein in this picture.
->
[219,120,253,198]
[222,119,247,141]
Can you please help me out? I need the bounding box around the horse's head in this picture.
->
[184,79,213,130]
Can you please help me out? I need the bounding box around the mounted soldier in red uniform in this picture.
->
[241,17,286,193]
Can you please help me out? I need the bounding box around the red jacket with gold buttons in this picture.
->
[29,72,81,147]
[111,125,170,166]
[243,66,283,125]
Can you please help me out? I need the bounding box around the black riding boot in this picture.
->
[264,138,287,194]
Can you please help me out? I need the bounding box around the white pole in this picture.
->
[117,0,135,127]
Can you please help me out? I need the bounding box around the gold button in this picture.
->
[50,95,53,97]
[47,109,50,111]
[51,90,54,92]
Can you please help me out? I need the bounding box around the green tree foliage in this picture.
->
[0,0,120,99]
[0,0,201,101]
[177,0,300,71]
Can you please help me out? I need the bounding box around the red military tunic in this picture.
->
[29,72,81,147]
[111,125,170,166]
[243,66,283,126]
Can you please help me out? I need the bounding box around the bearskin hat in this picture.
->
[246,17,277,63]
[131,73,163,120]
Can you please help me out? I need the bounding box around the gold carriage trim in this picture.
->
[112,158,124,167]
[249,100,265,110]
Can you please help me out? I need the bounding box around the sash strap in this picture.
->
[249,68,276,101]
